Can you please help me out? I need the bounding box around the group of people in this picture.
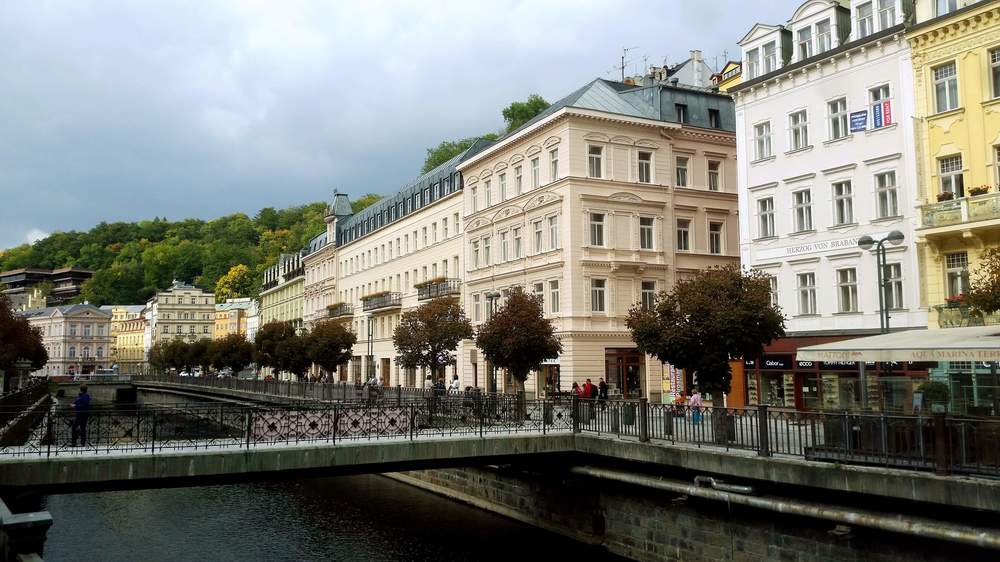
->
[674,388,705,423]
[571,378,608,400]
[424,374,462,394]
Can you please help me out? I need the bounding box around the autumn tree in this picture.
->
[501,94,550,132]
[214,264,256,303]
[394,297,473,384]
[475,288,561,393]
[0,295,47,391]
[210,333,255,374]
[626,265,785,397]
[307,320,356,377]
[967,248,1000,314]
[254,321,297,375]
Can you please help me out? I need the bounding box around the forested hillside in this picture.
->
[0,200,375,306]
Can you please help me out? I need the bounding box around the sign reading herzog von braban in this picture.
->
[754,232,892,262]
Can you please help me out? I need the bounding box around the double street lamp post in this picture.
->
[484,290,501,394]
[856,230,905,411]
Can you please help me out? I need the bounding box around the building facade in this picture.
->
[732,0,928,411]
[20,304,113,377]
[144,280,216,356]
[712,61,743,92]
[259,253,304,332]
[100,305,146,373]
[0,267,93,306]
[213,298,256,339]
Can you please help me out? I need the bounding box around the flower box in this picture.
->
[936,191,955,202]
[969,185,990,197]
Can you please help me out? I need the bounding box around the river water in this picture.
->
[39,474,622,562]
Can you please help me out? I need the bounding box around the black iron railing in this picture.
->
[326,303,353,318]
[0,396,573,458]
[417,279,461,301]
[361,292,402,312]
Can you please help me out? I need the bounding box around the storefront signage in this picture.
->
[820,361,858,370]
[795,360,815,369]
[754,231,890,262]
[744,359,756,368]
[760,356,792,370]
[849,111,868,132]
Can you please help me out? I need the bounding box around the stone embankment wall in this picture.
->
[392,467,994,562]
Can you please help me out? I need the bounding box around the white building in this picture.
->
[731,0,928,411]
[20,304,113,377]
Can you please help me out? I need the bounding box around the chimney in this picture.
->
[690,50,704,87]
[690,49,702,62]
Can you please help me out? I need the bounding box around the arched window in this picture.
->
[82,347,90,358]
[69,347,76,358]
[96,347,103,358]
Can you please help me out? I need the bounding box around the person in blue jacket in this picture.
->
[71,384,91,447]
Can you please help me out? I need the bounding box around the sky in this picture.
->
[0,0,793,250]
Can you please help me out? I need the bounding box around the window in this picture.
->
[590,213,605,246]
[676,219,691,251]
[531,158,540,188]
[84,324,91,337]
[885,263,904,310]
[797,273,817,315]
[789,110,809,150]
[797,27,813,60]
[991,48,1000,99]
[483,236,491,265]
[422,227,428,247]
[758,198,775,238]
[471,187,478,213]
[768,276,779,306]
[746,48,760,79]
[588,145,603,178]
[828,98,848,140]
[754,122,772,160]
[934,63,958,113]
[945,252,969,297]
[499,173,507,202]
[513,227,523,258]
[939,155,964,197]
[641,281,656,310]
[675,156,689,187]
[548,215,559,249]
[639,217,654,250]
[431,223,437,244]
[472,241,480,269]
[708,109,721,129]
[514,166,522,195]
[875,172,898,218]
[763,42,777,74]
[500,231,509,262]
[878,0,895,30]
[484,179,492,207]
[857,2,873,37]
[996,146,1000,185]
[708,160,720,191]
[549,280,560,313]
[936,0,957,16]
[869,84,891,128]
[816,19,831,52]
[533,282,544,309]
[69,346,76,358]
[638,151,652,183]
[833,181,854,225]
[709,222,723,254]
[549,148,559,182]
[837,268,858,313]
[793,190,813,232]
[533,220,544,252]
[675,104,688,123]
[473,294,481,322]
[442,218,448,238]
[591,279,606,312]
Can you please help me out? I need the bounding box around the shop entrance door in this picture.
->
[794,373,820,410]
[605,348,643,398]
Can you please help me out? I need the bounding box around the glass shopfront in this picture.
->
[605,348,643,399]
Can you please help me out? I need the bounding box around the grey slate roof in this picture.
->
[20,303,111,319]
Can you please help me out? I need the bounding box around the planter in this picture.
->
[936,192,955,202]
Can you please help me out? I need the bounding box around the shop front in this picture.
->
[605,348,643,399]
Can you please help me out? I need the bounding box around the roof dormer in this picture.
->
[787,1,849,63]
[738,23,788,81]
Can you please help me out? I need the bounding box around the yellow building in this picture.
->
[259,253,304,331]
[711,60,742,92]
[101,305,146,373]
[910,0,1000,329]
[213,298,255,339]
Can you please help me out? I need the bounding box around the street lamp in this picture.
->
[484,291,501,393]
[857,230,905,334]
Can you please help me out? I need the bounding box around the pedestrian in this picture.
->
[583,378,596,400]
[572,382,583,397]
[424,375,433,390]
[71,384,91,447]
[598,378,608,411]
[449,374,461,393]
[690,388,704,424]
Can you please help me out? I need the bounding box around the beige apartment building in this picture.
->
[20,304,113,377]
[101,305,146,373]
[459,78,739,400]
[144,281,216,354]
[213,298,256,339]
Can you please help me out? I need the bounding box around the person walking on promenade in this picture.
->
[71,384,91,447]
[598,378,609,410]
[572,382,583,397]
[690,388,704,424]
[583,378,596,400]
[449,375,461,393]
[424,374,434,390]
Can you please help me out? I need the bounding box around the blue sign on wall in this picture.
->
[849,111,868,133]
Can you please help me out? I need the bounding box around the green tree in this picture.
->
[254,321,297,373]
[148,341,169,373]
[421,138,482,174]
[0,295,47,391]
[351,193,383,214]
[187,338,214,374]
[307,320,357,377]
[967,247,1000,314]
[501,94,550,132]
[475,288,561,393]
[214,264,256,303]
[394,297,472,383]
[626,265,785,397]
[276,335,312,380]
[210,334,255,374]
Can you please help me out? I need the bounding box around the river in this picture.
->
[38,474,623,562]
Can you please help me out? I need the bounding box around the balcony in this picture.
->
[361,292,402,312]
[921,192,1000,229]
[416,278,462,301]
[326,303,354,319]
[934,304,1000,328]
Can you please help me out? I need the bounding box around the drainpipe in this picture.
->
[569,466,1000,550]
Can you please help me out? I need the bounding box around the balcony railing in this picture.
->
[362,292,402,312]
[417,278,462,301]
[327,303,354,319]
[921,192,1000,228]
[934,304,1000,328]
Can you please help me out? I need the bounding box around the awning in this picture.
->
[796,326,1000,362]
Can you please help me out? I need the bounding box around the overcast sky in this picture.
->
[0,0,792,249]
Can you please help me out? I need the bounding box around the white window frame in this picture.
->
[590,213,605,247]
[638,151,653,184]
[793,190,813,232]
[708,222,724,255]
[875,171,899,218]
[939,155,964,197]
[513,227,523,258]
[884,262,904,310]
[933,62,959,113]
[533,220,544,253]
[789,110,809,151]
[549,148,559,183]
[797,26,813,60]
[857,2,873,38]
[828,97,848,140]
[548,215,560,250]
[833,181,854,225]
[676,218,691,251]
[753,121,772,160]
[746,47,760,79]
[675,156,689,187]
[797,272,817,315]
[816,19,831,52]
[707,160,721,191]
[763,42,777,74]
[514,166,522,196]
[549,280,560,314]
[591,279,606,313]
[878,0,895,30]
[639,217,654,250]
[991,48,1000,100]
[758,198,775,238]
[531,158,540,189]
[945,251,969,297]
[641,281,656,310]
[836,268,859,313]
[587,145,603,178]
